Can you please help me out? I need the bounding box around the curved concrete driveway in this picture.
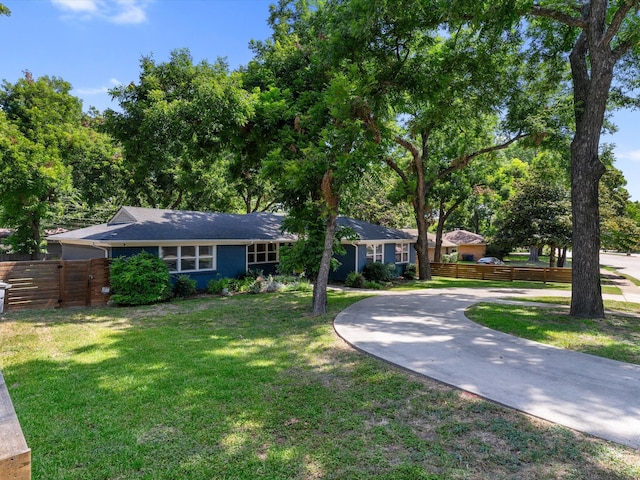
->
[334,288,640,449]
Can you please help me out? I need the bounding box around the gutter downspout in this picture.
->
[92,244,109,259]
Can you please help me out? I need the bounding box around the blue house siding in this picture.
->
[352,243,417,278]
[106,242,415,287]
[110,245,242,291]
[330,244,357,281]
[384,244,396,266]
[356,245,368,273]
[171,271,217,290]
[216,245,247,278]
[49,208,418,287]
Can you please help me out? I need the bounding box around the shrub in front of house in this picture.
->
[208,274,308,295]
[345,271,366,288]
[403,263,417,279]
[173,275,197,298]
[110,251,172,306]
[208,277,237,294]
[362,262,397,283]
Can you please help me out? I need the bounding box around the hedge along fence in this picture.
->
[0,371,31,480]
[430,262,572,284]
[0,258,111,312]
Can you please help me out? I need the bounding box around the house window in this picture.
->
[366,244,383,264]
[248,243,279,265]
[160,245,216,272]
[395,243,410,263]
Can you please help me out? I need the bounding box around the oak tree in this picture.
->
[524,0,640,316]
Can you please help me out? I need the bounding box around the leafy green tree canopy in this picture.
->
[104,49,255,211]
[0,73,117,254]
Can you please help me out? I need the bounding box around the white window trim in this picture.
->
[159,245,217,273]
[247,242,280,265]
[396,243,411,263]
[366,243,384,264]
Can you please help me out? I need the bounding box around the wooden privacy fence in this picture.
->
[430,262,572,283]
[0,258,111,312]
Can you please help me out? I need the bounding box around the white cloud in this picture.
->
[110,0,147,24]
[619,150,640,162]
[51,0,99,13]
[75,86,109,95]
[50,0,151,24]
[75,78,122,96]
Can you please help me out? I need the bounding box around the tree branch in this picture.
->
[569,31,590,124]
[427,132,528,191]
[530,5,587,28]
[384,154,410,187]
[602,1,636,49]
[612,37,636,61]
[394,135,420,159]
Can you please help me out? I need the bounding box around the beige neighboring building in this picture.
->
[443,229,487,261]
[401,230,457,261]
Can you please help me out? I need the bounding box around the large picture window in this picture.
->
[248,243,279,265]
[366,244,383,264]
[160,245,216,272]
[395,243,410,263]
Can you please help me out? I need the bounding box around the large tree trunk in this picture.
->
[312,171,340,316]
[528,246,539,263]
[29,211,41,259]
[312,211,337,316]
[557,246,567,268]
[434,203,446,263]
[568,27,611,318]
[570,141,605,317]
[414,197,432,280]
[434,198,463,263]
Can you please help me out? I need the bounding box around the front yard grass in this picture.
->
[2,291,639,479]
[392,276,572,291]
[466,299,640,365]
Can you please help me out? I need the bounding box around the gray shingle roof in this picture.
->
[47,207,414,244]
[337,217,415,241]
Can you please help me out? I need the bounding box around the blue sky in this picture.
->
[2,0,639,199]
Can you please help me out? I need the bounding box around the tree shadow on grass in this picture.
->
[3,292,639,479]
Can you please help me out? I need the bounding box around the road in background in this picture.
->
[600,252,640,281]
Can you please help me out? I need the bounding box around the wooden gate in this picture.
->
[0,259,111,312]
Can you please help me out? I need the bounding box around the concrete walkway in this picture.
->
[333,288,640,449]
[601,268,640,303]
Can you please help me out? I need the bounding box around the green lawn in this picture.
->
[2,291,640,479]
[392,276,572,291]
[503,252,572,268]
[466,299,640,365]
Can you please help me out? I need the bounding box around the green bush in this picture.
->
[208,277,233,295]
[362,262,397,283]
[279,280,313,292]
[363,280,383,290]
[110,252,172,306]
[173,275,196,298]
[442,252,459,264]
[345,271,366,288]
[403,263,417,279]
